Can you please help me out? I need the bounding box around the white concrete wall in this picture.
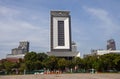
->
[97,50,120,55]
[53,17,70,49]
[6,54,25,59]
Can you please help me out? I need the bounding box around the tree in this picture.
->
[0,63,4,71]
[0,59,6,71]
[19,63,26,74]
[4,61,18,74]
[114,55,120,71]
[43,56,58,70]
[24,52,37,71]
[58,58,67,72]
[83,56,93,69]
[72,57,82,66]
[37,53,48,62]
[24,51,37,62]
[100,53,116,71]
[34,60,43,70]
[67,60,75,69]
[83,55,100,72]
[25,60,35,71]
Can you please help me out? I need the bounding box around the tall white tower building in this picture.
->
[48,11,80,59]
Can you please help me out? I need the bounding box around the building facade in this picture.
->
[50,11,71,52]
[92,50,120,55]
[6,41,29,60]
[48,11,80,58]
[107,39,116,50]
[12,41,29,54]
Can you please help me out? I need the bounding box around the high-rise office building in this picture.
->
[107,39,116,50]
[50,11,71,52]
[6,41,29,61]
[48,11,80,58]
[12,41,29,54]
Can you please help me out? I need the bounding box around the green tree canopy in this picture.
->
[37,53,48,62]
[43,56,58,70]
[58,58,67,71]
[24,51,37,62]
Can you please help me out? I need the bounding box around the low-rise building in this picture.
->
[6,41,29,62]
[92,50,120,55]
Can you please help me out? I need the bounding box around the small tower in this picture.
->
[107,39,116,50]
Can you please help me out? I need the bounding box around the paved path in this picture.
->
[0,73,120,79]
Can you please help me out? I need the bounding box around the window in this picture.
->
[58,21,64,46]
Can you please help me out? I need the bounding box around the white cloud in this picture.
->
[0,5,49,59]
[83,7,119,37]
[0,5,20,21]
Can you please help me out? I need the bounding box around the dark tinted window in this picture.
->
[58,21,64,46]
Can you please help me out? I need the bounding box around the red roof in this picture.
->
[6,58,20,62]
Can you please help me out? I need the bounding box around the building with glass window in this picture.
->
[107,39,116,50]
[6,41,29,61]
[48,11,80,59]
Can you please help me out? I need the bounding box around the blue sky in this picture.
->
[0,0,120,59]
